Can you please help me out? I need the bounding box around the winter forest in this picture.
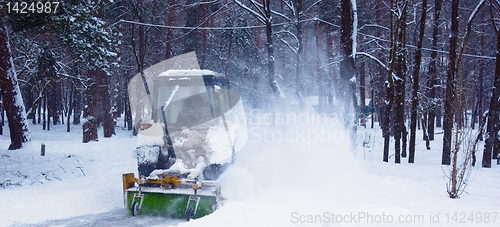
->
[1,0,500,205]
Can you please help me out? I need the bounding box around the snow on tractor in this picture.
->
[122,52,247,220]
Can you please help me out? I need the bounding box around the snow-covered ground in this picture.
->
[0,122,139,226]
[1,111,499,227]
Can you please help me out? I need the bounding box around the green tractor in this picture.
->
[123,53,247,220]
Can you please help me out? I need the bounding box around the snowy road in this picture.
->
[11,209,183,227]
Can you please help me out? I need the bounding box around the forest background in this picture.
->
[1,1,499,196]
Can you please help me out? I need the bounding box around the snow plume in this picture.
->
[209,108,365,224]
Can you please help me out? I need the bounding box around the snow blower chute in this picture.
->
[123,52,247,220]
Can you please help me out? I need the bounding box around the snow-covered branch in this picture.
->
[282,0,295,15]
[356,52,389,72]
[276,29,299,44]
[234,0,266,24]
[315,18,340,28]
[491,0,500,33]
[358,24,390,32]
[304,0,324,14]
[457,0,487,67]
[117,19,301,30]
[356,52,399,80]
[271,9,293,22]
[277,36,298,54]
[182,0,222,8]
[26,80,52,117]
[357,32,496,60]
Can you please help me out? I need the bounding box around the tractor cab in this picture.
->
[135,69,247,180]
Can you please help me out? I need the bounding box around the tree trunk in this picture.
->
[165,0,175,60]
[384,0,407,162]
[428,0,443,141]
[371,89,375,128]
[67,85,73,132]
[422,114,431,149]
[50,82,61,125]
[113,23,123,123]
[124,87,133,131]
[339,1,356,105]
[326,23,339,109]
[383,81,394,162]
[0,16,31,150]
[37,98,41,124]
[97,70,114,138]
[409,0,428,163]
[394,2,408,163]
[47,90,50,131]
[264,0,279,102]
[223,17,233,77]
[483,26,500,168]
[294,0,304,106]
[375,0,386,130]
[442,0,459,165]
[83,75,98,143]
[0,96,3,135]
[25,86,35,124]
[340,0,358,151]
[383,0,396,162]
[183,0,200,55]
[201,0,208,68]
[43,93,46,130]
[315,19,324,112]
[73,90,81,124]
[359,38,366,127]
[478,14,486,140]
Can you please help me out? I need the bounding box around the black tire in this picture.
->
[185,206,194,221]
[131,201,139,216]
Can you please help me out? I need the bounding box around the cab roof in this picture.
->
[158,69,223,77]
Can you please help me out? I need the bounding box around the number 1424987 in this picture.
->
[445,212,498,224]
[5,2,60,14]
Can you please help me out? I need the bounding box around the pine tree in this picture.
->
[53,1,116,142]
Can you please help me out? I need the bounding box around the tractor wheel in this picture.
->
[131,201,140,216]
[186,206,194,221]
